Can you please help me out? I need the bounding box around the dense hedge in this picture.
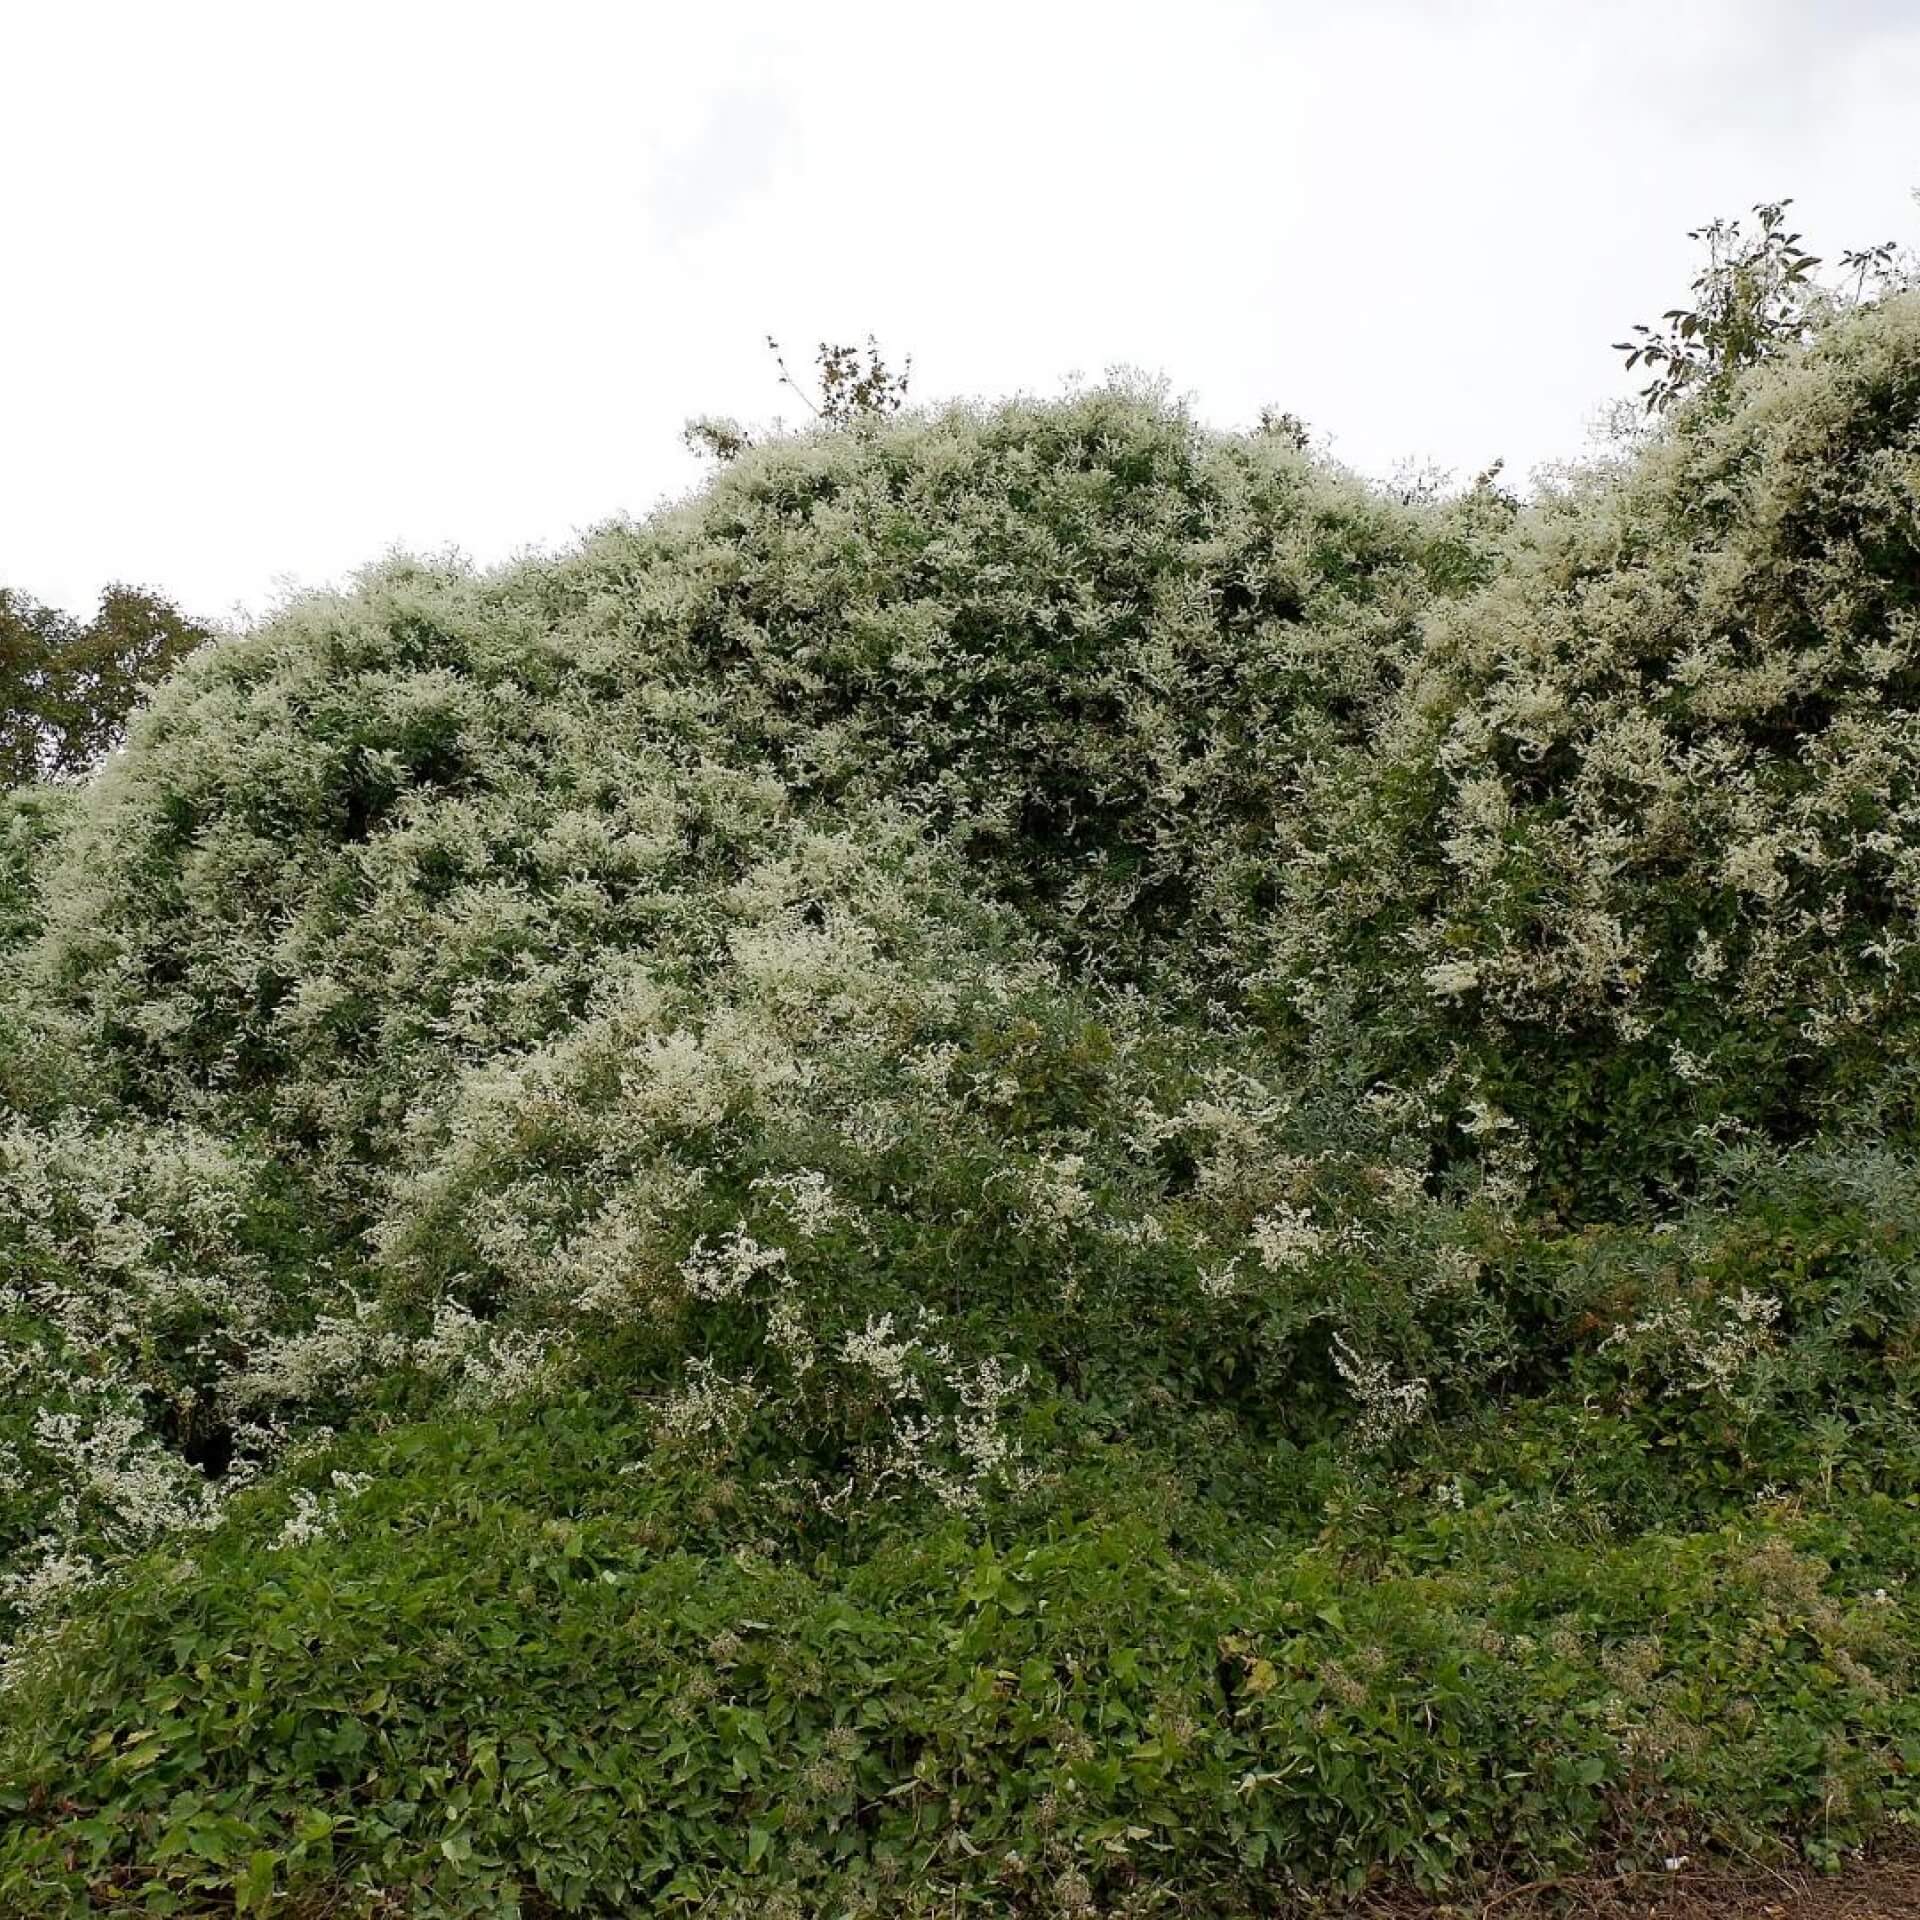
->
[2,296,1919,1914]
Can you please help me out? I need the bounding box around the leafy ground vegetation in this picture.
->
[3,248,1920,1915]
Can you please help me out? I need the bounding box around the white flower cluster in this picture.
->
[274,1471,372,1551]
[1250,1204,1324,1273]
[654,1359,761,1453]
[1330,1335,1431,1453]
[1605,1288,1783,1401]
[840,1316,1035,1510]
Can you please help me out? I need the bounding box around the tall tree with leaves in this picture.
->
[1,582,210,785]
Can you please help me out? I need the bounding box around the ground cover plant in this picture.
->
[2,240,1920,1915]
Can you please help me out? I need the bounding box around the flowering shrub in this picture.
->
[1261,295,1920,1202]
[2,287,1920,1909]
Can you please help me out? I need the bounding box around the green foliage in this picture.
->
[1268,293,1920,1202]
[1616,200,1828,414]
[0,583,210,784]
[4,252,1920,1911]
[4,1397,1919,1916]
[1614,198,1915,416]
[0,788,73,955]
[1615,198,1916,417]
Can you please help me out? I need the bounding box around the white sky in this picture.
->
[3,0,1916,623]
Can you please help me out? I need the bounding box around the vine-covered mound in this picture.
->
[1,299,1918,1917]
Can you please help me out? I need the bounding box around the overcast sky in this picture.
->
[3,0,1916,623]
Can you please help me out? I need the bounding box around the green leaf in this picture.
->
[235,1849,277,1914]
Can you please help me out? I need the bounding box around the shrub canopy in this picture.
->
[3,295,1920,1916]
